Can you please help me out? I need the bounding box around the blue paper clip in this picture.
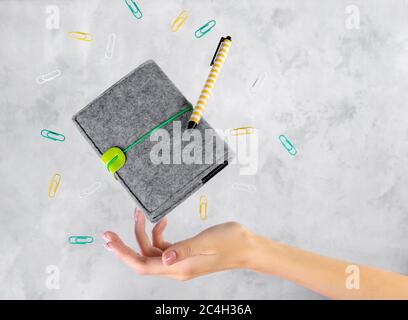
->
[195,20,216,38]
[124,0,143,19]
[41,129,65,142]
[279,135,297,156]
[68,236,94,245]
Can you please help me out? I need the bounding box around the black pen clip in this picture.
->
[210,36,231,66]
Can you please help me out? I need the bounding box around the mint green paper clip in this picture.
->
[124,0,143,19]
[195,20,216,38]
[279,134,297,156]
[69,236,94,245]
[41,129,65,142]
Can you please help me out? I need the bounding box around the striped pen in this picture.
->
[187,36,232,129]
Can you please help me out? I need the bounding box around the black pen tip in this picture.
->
[187,121,197,129]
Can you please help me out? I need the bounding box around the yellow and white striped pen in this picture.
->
[187,36,232,129]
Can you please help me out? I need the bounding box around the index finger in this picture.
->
[103,231,169,276]
[103,231,147,273]
[134,209,163,256]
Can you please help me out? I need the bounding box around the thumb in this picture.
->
[162,238,201,266]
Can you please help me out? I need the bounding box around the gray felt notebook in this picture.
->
[73,60,231,222]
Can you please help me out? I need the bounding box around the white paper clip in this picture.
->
[250,72,267,93]
[36,69,61,85]
[232,183,256,193]
[79,181,102,198]
[104,33,116,59]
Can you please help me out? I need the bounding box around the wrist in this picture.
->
[229,225,259,270]
[243,233,280,274]
[240,231,264,270]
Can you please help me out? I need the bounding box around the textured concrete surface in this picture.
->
[1,0,408,299]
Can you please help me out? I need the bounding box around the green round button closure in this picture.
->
[101,147,126,174]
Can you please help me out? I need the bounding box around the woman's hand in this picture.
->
[102,209,408,299]
[102,208,255,280]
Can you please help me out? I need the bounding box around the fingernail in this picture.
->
[134,210,139,224]
[101,232,111,243]
[163,251,176,265]
[104,242,114,252]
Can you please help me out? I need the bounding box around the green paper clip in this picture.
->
[279,134,297,156]
[41,129,65,142]
[69,236,94,245]
[195,20,216,38]
[124,0,143,19]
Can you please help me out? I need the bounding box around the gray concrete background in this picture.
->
[1,0,408,299]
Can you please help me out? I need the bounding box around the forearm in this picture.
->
[245,235,408,299]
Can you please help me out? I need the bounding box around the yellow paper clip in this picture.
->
[36,69,61,85]
[48,173,61,198]
[170,10,188,32]
[199,195,208,221]
[230,126,255,136]
[68,31,93,42]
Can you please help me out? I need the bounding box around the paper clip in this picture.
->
[230,126,255,136]
[199,195,208,221]
[79,181,102,198]
[41,129,65,142]
[48,174,61,198]
[194,20,216,38]
[67,31,93,42]
[250,72,267,93]
[104,33,116,59]
[124,0,143,19]
[232,183,257,193]
[170,10,188,32]
[279,134,297,156]
[68,236,94,245]
[36,69,61,85]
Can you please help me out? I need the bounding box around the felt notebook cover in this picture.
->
[73,60,231,222]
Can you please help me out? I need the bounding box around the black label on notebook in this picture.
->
[201,160,228,185]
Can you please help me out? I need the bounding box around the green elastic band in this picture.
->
[123,104,193,153]
[101,105,193,174]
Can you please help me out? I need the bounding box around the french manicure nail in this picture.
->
[163,251,176,265]
[134,210,139,224]
[104,242,114,252]
[101,232,111,242]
